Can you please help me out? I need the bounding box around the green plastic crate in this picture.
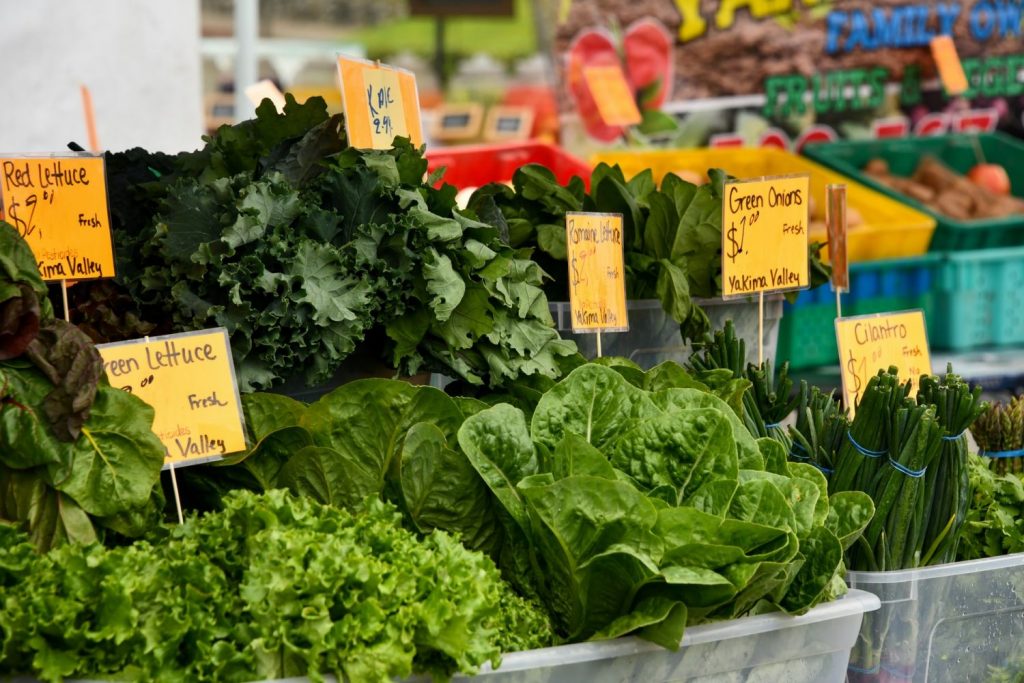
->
[777,254,941,370]
[803,134,1024,251]
[933,246,1024,350]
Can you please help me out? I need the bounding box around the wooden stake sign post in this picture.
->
[337,55,423,150]
[566,212,629,357]
[827,183,849,318]
[97,328,248,523]
[836,311,931,415]
[0,155,116,320]
[721,174,810,364]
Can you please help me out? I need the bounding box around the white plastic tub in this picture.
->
[437,590,877,682]
[847,554,1024,682]
[549,297,784,370]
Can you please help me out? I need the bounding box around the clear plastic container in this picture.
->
[846,554,1024,682]
[550,297,784,369]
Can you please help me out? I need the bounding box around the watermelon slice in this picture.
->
[566,28,624,142]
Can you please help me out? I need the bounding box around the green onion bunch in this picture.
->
[688,320,797,445]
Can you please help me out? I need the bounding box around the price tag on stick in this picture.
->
[722,174,810,363]
[583,64,642,127]
[97,328,248,468]
[566,212,629,356]
[337,55,423,150]
[835,310,931,415]
[0,155,115,282]
[930,35,968,96]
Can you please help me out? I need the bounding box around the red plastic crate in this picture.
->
[426,142,591,190]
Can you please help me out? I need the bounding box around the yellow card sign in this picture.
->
[337,56,423,150]
[836,311,931,414]
[566,212,628,333]
[583,65,642,127]
[0,155,115,281]
[97,329,247,467]
[930,35,968,96]
[721,175,810,298]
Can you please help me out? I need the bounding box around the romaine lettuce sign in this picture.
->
[566,211,629,333]
[721,174,809,297]
[97,328,247,467]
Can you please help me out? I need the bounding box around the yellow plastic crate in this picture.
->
[590,147,936,263]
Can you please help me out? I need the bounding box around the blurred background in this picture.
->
[0,0,560,153]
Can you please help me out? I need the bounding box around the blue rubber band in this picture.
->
[764,422,782,429]
[881,663,916,679]
[847,662,881,675]
[814,462,835,475]
[847,431,886,458]
[889,457,927,478]
[982,448,1024,459]
[791,441,808,453]
[942,430,968,442]
[789,451,811,462]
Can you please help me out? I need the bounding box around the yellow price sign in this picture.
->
[337,55,423,150]
[930,35,968,96]
[97,328,247,467]
[0,155,115,281]
[721,174,810,298]
[835,310,931,415]
[583,64,643,127]
[566,212,629,333]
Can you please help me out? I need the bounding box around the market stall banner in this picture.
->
[97,328,247,467]
[0,155,115,281]
[557,0,1024,146]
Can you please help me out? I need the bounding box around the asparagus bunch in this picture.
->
[971,396,1024,475]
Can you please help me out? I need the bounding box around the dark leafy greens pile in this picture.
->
[0,223,166,551]
[470,164,831,341]
[93,95,574,391]
[178,361,873,649]
[0,489,553,683]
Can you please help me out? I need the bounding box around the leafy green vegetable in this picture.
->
[475,164,830,341]
[196,361,869,649]
[0,223,51,360]
[0,490,553,682]
[0,226,166,551]
[103,97,574,392]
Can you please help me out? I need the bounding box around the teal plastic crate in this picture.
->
[933,246,1024,350]
[777,255,941,369]
[803,134,1024,251]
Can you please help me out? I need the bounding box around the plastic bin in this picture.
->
[426,141,591,191]
[803,133,1024,251]
[550,297,783,369]
[590,147,936,263]
[847,555,1024,683]
[776,255,941,369]
[932,245,1024,351]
